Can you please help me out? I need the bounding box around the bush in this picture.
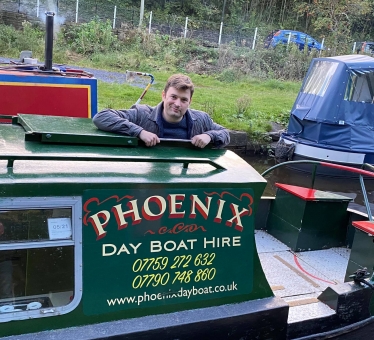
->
[0,24,18,55]
[17,21,44,55]
[217,68,243,82]
[61,19,118,55]
[214,43,316,81]
[0,22,44,57]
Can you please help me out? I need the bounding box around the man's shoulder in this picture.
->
[130,104,156,112]
[188,108,211,120]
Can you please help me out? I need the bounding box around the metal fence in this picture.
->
[0,0,262,49]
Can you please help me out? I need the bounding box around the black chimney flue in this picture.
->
[44,11,55,71]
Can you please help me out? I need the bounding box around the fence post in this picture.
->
[319,38,325,57]
[75,0,79,23]
[139,0,144,27]
[113,6,117,29]
[184,17,188,39]
[352,42,357,53]
[218,22,223,45]
[148,11,152,34]
[252,27,258,50]
[36,0,39,17]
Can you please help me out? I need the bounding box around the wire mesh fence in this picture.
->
[0,0,263,49]
[146,15,259,48]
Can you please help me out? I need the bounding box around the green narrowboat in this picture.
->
[0,114,373,339]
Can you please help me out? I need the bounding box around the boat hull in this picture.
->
[0,117,373,339]
[276,136,374,178]
[2,297,289,340]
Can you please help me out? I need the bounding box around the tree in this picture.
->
[294,0,372,52]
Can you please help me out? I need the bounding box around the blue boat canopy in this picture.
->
[286,54,374,152]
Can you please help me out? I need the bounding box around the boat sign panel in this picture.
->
[82,188,254,315]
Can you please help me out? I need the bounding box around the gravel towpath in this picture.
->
[0,56,151,87]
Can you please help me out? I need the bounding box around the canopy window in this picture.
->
[344,71,374,103]
[301,61,339,97]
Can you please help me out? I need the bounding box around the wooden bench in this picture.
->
[266,183,352,252]
[345,220,374,281]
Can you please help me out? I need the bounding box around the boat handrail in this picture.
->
[261,160,374,178]
[0,155,226,170]
[261,160,374,222]
[363,163,374,172]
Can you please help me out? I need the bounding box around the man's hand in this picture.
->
[191,134,211,148]
[139,130,160,147]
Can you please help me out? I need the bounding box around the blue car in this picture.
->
[358,41,374,55]
[264,30,324,51]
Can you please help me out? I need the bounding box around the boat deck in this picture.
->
[255,230,350,324]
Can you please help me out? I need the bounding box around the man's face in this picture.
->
[162,87,191,123]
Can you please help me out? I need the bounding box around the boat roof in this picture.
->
[285,54,374,153]
[319,54,374,69]
[0,114,264,186]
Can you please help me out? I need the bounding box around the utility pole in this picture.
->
[139,0,145,27]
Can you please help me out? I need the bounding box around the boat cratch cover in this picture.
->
[285,54,374,153]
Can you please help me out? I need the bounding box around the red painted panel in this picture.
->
[275,183,316,200]
[0,84,89,118]
[352,221,374,235]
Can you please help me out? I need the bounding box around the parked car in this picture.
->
[357,41,374,54]
[264,30,323,51]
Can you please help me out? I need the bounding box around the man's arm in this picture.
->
[190,110,230,148]
[92,108,144,137]
[202,124,230,148]
[93,107,160,146]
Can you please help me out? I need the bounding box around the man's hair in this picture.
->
[164,74,194,98]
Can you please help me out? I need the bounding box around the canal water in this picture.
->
[243,154,374,215]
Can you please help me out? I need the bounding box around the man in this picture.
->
[93,74,230,148]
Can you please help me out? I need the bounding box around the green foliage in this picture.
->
[0,22,44,57]
[0,24,18,55]
[217,68,243,83]
[235,95,251,119]
[201,98,216,117]
[294,0,372,53]
[18,21,45,54]
[214,43,315,81]
[61,19,118,55]
[276,109,292,127]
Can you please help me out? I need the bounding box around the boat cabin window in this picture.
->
[302,60,339,97]
[0,197,82,322]
[344,71,374,103]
